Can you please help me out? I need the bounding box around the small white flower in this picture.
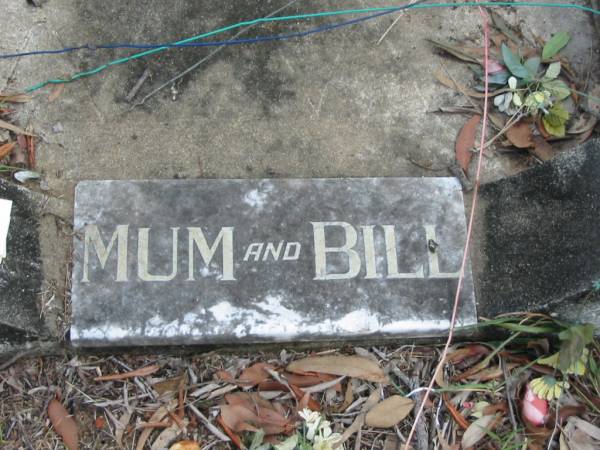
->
[508,76,518,90]
[313,432,343,450]
[494,93,505,107]
[299,408,320,424]
[299,408,321,441]
[512,92,523,107]
[274,434,298,450]
[299,408,344,448]
[320,420,332,438]
[502,92,513,112]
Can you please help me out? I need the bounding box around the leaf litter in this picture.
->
[2,314,600,449]
[431,10,598,176]
[0,92,37,180]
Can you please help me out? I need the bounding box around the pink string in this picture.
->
[401,4,491,449]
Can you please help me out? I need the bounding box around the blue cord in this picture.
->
[2,1,599,61]
[1,9,397,60]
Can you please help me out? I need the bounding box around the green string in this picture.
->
[25,2,600,93]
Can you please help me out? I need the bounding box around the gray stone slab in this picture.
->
[473,139,600,322]
[0,178,44,343]
[70,178,476,347]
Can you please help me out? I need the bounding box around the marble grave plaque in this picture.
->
[70,178,476,346]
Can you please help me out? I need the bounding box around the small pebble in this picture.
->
[52,123,64,133]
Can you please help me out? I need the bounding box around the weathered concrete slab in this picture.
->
[473,139,600,323]
[71,178,476,346]
[0,179,44,343]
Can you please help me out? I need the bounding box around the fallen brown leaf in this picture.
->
[289,383,320,411]
[554,405,586,423]
[11,134,27,165]
[428,39,483,64]
[561,417,600,450]
[0,93,31,103]
[333,381,355,413]
[335,389,381,449]
[94,364,159,381]
[489,11,522,45]
[217,415,245,449]
[437,429,460,450]
[365,395,414,428]
[577,127,596,144]
[447,344,490,364]
[115,409,132,447]
[225,392,279,412]
[443,393,470,430]
[455,115,481,174]
[526,338,550,355]
[568,417,600,441]
[568,114,598,135]
[153,375,184,395]
[48,399,78,450]
[0,118,35,136]
[585,84,600,117]
[530,136,556,162]
[461,414,497,449]
[0,142,16,160]
[287,355,387,383]
[151,419,187,450]
[280,371,338,387]
[536,119,551,140]
[434,71,507,99]
[488,112,506,131]
[466,363,519,382]
[238,362,275,386]
[26,133,35,168]
[505,121,533,148]
[220,404,289,435]
[222,392,293,435]
[136,400,177,450]
[482,402,508,416]
[216,369,235,383]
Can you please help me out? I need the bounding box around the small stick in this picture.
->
[125,68,150,103]
[136,420,171,429]
[134,0,299,107]
[377,0,427,44]
[188,404,230,442]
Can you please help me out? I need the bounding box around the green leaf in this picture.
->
[497,322,558,334]
[249,430,267,450]
[544,62,561,80]
[558,324,595,371]
[542,79,571,100]
[524,57,541,78]
[542,32,571,60]
[542,102,568,137]
[501,43,529,79]
[485,71,510,85]
[538,349,588,375]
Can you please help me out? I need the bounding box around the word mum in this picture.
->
[81,222,459,282]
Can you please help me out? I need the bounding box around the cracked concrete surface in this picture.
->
[0,0,598,344]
